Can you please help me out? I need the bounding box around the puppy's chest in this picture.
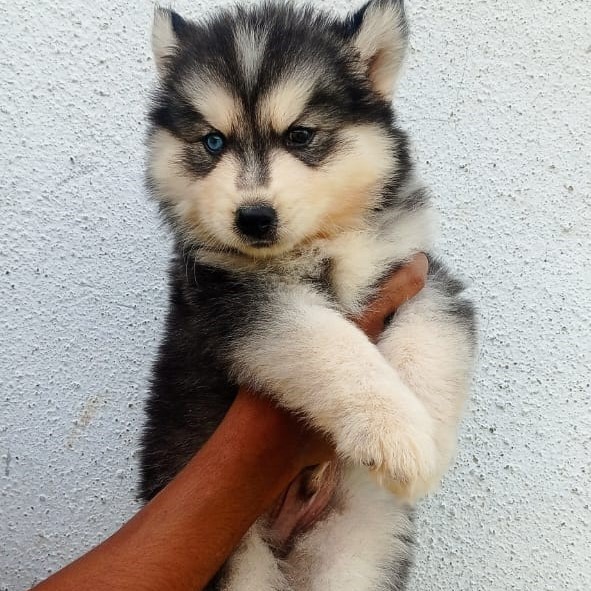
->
[297,232,397,315]
[307,208,435,312]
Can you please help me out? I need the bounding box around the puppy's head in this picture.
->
[147,1,410,257]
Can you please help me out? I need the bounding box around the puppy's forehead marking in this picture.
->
[258,73,318,131]
[182,75,241,133]
[234,25,268,91]
[235,144,270,190]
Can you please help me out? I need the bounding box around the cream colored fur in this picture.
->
[259,74,318,132]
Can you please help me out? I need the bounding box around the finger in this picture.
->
[353,253,428,342]
[374,253,428,314]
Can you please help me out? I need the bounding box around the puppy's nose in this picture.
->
[235,205,277,241]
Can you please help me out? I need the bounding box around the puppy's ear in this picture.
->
[345,0,408,100]
[152,6,190,77]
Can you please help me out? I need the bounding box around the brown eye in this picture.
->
[285,127,315,147]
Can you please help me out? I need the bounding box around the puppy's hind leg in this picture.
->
[287,467,415,591]
[219,522,289,591]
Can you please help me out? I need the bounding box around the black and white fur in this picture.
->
[139,1,476,589]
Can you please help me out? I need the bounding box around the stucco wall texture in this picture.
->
[1,0,589,588]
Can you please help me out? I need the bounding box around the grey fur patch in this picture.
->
[428,255,477,342]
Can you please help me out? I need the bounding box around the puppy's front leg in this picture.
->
[228,286,436,489]
[377,267,477,502]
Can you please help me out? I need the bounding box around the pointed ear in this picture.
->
[152,6,189,77]
[346,0,408,100]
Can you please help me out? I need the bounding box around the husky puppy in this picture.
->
[139,1,476,589]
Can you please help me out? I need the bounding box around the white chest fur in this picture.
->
[326,205,437,314]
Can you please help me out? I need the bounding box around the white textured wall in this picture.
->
[1,0,590,588]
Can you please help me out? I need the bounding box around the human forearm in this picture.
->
[33,392,314,591]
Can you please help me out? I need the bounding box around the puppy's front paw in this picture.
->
[335,402,437,502]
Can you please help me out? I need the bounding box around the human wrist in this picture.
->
[213,389,307,486]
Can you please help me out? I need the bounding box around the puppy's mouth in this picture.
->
[267,461,340,554]
[247,239,276,248]
[237,236,297,258]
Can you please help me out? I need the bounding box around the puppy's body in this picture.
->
[139,2,476,589]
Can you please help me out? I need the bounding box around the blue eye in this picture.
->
[203,132,225,155]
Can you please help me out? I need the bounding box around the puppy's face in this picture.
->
[148,1,408,257]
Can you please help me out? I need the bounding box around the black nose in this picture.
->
[235,205,277,241]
